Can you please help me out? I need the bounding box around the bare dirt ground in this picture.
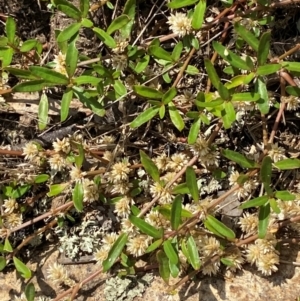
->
[2,0,300,300]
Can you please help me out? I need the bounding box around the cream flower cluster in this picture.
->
[167,12,192,37]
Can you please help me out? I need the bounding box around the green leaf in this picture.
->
[156,250,170,283]
[167,0,198,9]
[0,256,6,271]
[130,106,159,128]
[66,40,78,78]
[34,174,50,183]
[172,182,190,195]
[256,76,269,114]
[13,257,32,279]
[133,85,163,99]
[12,80,48,92]
[145,239,163,253]
[0,47,13,67]
[240,195,269,209]
[5,67,38,80]
[195,98,224,108]
[57,3,82,20]
[221,149,259,168]
[149,45,173,62]
[119,0,136,39]
[275,190,296,201]
[103,233,128,272]
[11,184,31,199]
[169,261,180,278]
[186,236,201,270]
[172,41,183,61]
[192,0,206,30]
[204,58,221,91]
[261,156,272,194]
[107,15,130,35]
[129,215,162,238]
[20,39,38,52]
[171,195,182,230]
[256,64,281,76]
[135,55,150,73]
[73,181,84,212]
[162,87,177,105]
[29,66,69,84]
[38,93,48,130]
[188,118,201,144]
[231,92,260,102]
[225,73,255,89]
[168,102,184,131]
[186,166,199,202]
[74,75,101,86]
[282,62,300,73]
[269,198,280,214]
[47,183,69,197]
[206,215,236,239]
[6,17,16,44]
[93,27,116,48]
[25,283,35,301]
[81,18,93,28]
[258,203,270,238]
[4,237,13,252]
[213,42,251,71]
[286,86,300,96]
[221,257,234,267]
[163,240,178,264]
[57,22,81,43]
[257,31,270,65]
[274,158,300,170]
[140,150,160,182]
[80,0,89,18]
[159,105,165,119]
[222,102,236,129]
[114,79,127,97]
[61,89,73,122]
[218,82,230,100]
[185,65,200,75]
[234,22,259,52]
[0,37,8,47]
[74,143,85,169]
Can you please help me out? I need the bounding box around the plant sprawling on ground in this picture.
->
[1,0,300,300]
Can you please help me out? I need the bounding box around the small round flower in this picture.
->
[167,12,192,37]
[4,213,22,228]
[197,235,223,257]
[126,234,151,257]
[111,54,128,71]
[3,198,18,214]
[108,180,133,195]
[121,218,138,236]
[69,166,85,182]
[149,182,174,204]
[100,135,116,144]
[112,35,128,54]
[223,248,244,272]
[167,153,189,172]
[190,136,210,157]
[47,262,69,286]
[114,196,134,218]
[94,247,109,265]
[229,170,240,186]
[268,143,286,163]
[202,260,220,276]
[103,150,113,161]
[245,243,264,265]
[238,212,258,236]
[200,151,219,167]
[53,51,67,76]
[101,232,118,250]
[49,154,66,171]
[282,95,300,111]
[53,137,71,154]
[109,160,131,183]
[153,153,170,172]
[13,293,26,301]
[23,142,39,161]
[256,252,279,275]
[82,178,99,203]
[145,210,170,228]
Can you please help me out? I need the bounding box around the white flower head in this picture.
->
[23,142,39,161]
[167,12,192,37]
[53,51,67,76]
